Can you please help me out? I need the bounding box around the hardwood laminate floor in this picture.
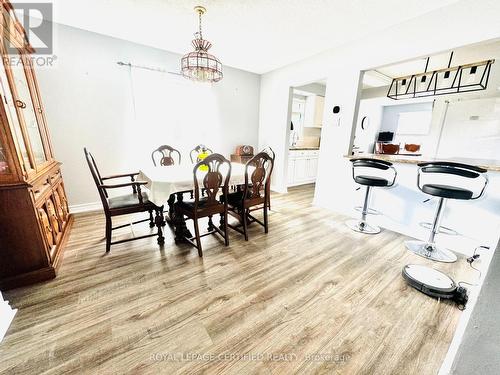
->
[1,184,473,375]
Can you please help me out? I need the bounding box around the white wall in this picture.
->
[437,97,500,160]
[355,98,442,156]
[36,23,261,209]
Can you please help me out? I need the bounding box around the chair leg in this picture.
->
[148,209,155,228]
[264,203,269,234]
[167,194,175,224]
[193,218,203,257]
[267,189,271,211]
[242,208,249,241]
[155,209,165,245]
[219,210,225,229]
[105,216,112,253]
[223,212,229,246]
[207,215,214,232]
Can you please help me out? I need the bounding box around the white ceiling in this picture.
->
[19,0,460,74]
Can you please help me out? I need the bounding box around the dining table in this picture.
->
[137,163,249,242]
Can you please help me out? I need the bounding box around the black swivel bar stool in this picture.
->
[346,158,397,234]
[406,161,488,263]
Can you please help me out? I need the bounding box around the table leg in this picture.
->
[165,193,175,226]
[173,192,193,243]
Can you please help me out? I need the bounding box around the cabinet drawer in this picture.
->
[289,150,319,158]
[289,150,307,158]
[49,168,62,186]
[29,168,62,202]
[31,176,51,202]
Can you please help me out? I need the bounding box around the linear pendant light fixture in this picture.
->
[387,52,495,100]
[181,6,223,83]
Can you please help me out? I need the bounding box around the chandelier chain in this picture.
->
[198,9,203,39]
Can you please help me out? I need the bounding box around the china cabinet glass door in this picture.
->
[0,56,33,173]
[7,51,48,168]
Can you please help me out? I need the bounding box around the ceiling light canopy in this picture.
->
[387,52,495,100]
[181,6,223,83]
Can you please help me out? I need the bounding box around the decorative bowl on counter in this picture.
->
[404,143,421,153]
[376,142,400,155]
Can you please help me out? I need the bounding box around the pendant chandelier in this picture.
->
[387,52,495,100]
[181,6,223,83]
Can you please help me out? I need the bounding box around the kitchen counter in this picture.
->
[345,153,500,172]
[290,147,320,151]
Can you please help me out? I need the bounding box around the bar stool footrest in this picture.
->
[354,206,381,215]
[419,222,459,236]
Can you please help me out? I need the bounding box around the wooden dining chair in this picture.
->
[151,144,189,218]
[223,151,273,241]
[174,153,231,257]
[189,144,213,163]
[84,148,165,253]
[151,145,181,166]
[262,146,275,210]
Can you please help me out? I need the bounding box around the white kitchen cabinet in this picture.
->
[287,149,320,186]
[293,158,308,182]
[307,157,319,179]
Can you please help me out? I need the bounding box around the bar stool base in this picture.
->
[346,219,381,234]
[405,240,457,263]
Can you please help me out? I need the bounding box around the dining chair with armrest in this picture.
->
[174,153,231,257]
[84,148,165,253]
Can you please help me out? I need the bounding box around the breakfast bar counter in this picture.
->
[345,154,500,172]
[334,154,500,257]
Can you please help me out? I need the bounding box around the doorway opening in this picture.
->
[285,80,327,189]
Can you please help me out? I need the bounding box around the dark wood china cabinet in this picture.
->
[0,0,73,290]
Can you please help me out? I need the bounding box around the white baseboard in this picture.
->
[271,184,288,194]
[69,202,103,214]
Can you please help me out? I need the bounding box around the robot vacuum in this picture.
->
[402,264,468,309]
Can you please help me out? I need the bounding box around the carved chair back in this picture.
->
[262,146,275,176]
[192,153,231,211]
[243,152,273,203]
[190,144,213,163]
[84,148,110,209]
[151,145,181,166]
